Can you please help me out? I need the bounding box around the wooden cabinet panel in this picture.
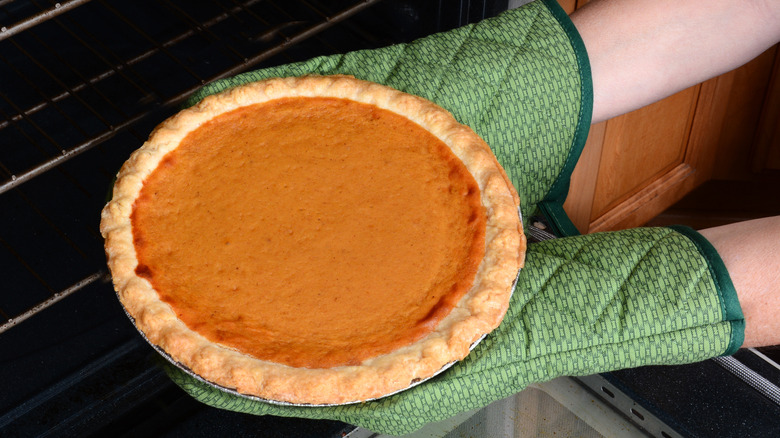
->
[710,47,778,180]
[563,122,605,232]
[557,2,778,234]
[564,47,779,234]
[752,48,780,172]
[565,85,709,233]
[766,129,780,170]
[590,86,698,220]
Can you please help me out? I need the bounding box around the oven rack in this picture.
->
[0,2,511,434]
[0,0,388,334]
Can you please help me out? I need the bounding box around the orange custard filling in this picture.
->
[131,96,486,368]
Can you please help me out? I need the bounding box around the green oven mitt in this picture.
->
[159,0,745,435]
[166,226,744,435]
[185,0,590,232]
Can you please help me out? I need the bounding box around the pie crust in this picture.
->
[100,75,526,405]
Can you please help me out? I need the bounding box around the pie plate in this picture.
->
[102,76,526,406]
[119,207,523,407]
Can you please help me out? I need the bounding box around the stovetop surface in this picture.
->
[605,353,780,437]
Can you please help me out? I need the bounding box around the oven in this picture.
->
[1,0,778,436]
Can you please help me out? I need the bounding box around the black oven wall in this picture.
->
[0,1,508,436]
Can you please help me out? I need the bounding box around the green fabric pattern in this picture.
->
[534,0,592,237]
[668,225,745,354]
[185,0,590,221]
[167,227,743,435]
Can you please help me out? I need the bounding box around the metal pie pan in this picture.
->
[140,323,488,407]
[120,207,524,407]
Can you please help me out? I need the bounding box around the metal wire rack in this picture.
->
[0,0,388,334]
[0,3,512,434]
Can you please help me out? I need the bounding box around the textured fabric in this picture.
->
[186,0,591,220]
[167,227,743,435]
[161,0,744,435]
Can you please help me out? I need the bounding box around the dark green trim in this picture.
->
[537,0,593,237]
[538,200,580,236]
[668,225,745,356]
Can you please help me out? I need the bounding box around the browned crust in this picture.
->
[100,75,526,405]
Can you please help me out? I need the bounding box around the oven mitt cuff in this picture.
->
[185,0,592,230]
[165,226,744,435]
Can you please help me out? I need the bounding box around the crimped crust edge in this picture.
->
[100,75,526,405]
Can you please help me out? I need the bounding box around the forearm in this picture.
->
[571,0,780,123]
[699,216,780,348]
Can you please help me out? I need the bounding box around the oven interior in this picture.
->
[1,0,778,437]
[0,0,508,436]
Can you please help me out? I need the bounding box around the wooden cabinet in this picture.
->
[561,7,780,233]
[749,48,780,173]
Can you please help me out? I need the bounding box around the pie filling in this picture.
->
[131,96,486,369]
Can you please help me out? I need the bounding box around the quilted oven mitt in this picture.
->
[160,0,745,435]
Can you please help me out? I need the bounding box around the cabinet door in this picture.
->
[563,44,779,233]
[564,86,707,233]
[749,48,780,173]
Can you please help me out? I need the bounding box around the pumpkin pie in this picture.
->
[100,75,525,405]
